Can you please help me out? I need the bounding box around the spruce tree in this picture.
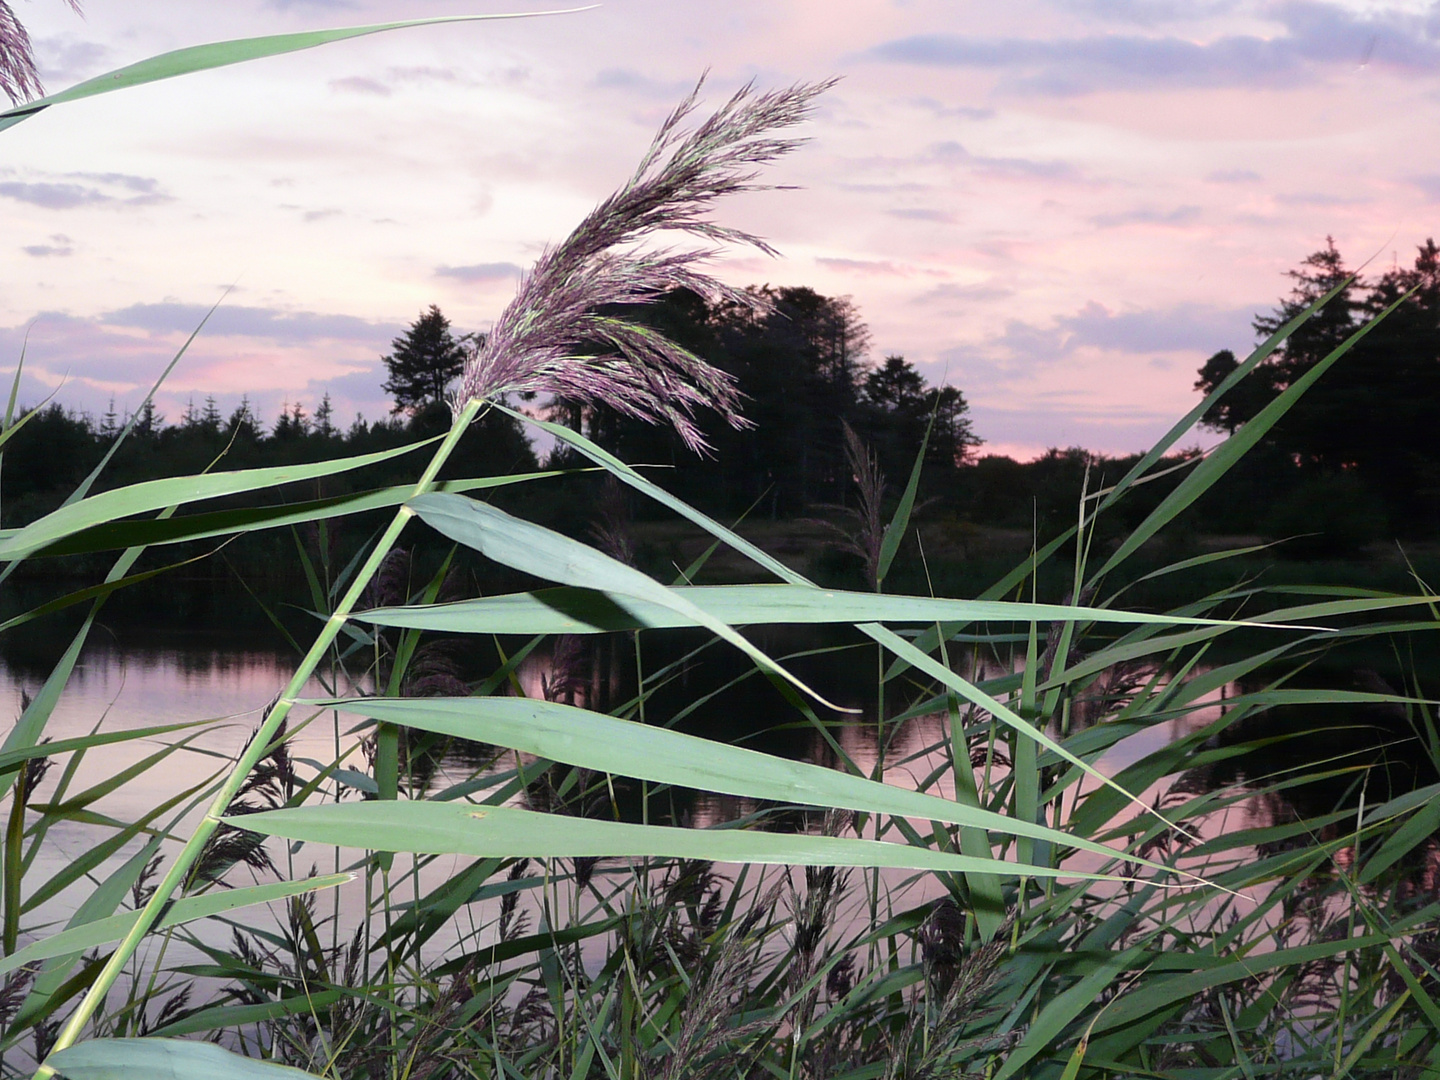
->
[381,305,468,414]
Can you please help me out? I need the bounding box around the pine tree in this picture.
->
[134,400,162,439]
[381,305,467,414]
[200,395,222,436]
[228,397,261,443]
[100,397,118,439]
[314,392,335,437]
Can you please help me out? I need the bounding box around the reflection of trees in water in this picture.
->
[1183,669,1438,822]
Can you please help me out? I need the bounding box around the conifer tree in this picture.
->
[314,392,335,437]
[381,305,468,414]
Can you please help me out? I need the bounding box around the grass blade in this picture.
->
[230,801,1128,880]
[29,473,558,558]
[356,583,1314,635]
[46,1038,324,1079]
[316,695,1169,871]
[1092,289,1410,581]
[1,875,350,977]
[407,492,853,712]
[0,11,592,133]
[0,438,437,562]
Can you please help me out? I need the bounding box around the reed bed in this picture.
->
[2,15,1439,1080]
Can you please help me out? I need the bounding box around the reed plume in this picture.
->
[456,76,835,452]
[1,1,81,105]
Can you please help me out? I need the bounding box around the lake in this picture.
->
[5,621,1427,917]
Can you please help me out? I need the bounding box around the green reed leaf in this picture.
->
[2,875,350,977]
[0,12,591,134]
[311,695,1166,872]
[355,582,1313,635]
[857,623,1192,852]
[876,405,934,586]
[47,1038,323,1079]
[1092,289,1409,580]
[231,801,1125,880]
[27,474,559,558]
[0,439,437,562]
[407,492,853,712]
[994,946,1145,1080]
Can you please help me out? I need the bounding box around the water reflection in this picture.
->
[4,628,1434,888]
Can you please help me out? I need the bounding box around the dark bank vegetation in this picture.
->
[10,234,1440,602]
[2,10,1440,1080]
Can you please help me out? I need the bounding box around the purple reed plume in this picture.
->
[455,76,835,453]
[1,1,82,106]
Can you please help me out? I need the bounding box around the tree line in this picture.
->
[6,242,1440,562]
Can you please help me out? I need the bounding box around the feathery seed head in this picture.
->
[456,76,836,452]
[1,1,82,106]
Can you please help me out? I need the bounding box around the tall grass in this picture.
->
[3,15,1439,1080]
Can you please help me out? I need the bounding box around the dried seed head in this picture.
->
[455,76,835,452]
[1,1,82,106]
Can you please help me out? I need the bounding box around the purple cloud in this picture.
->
[1206,168,1263,183]
[22,233,73,257]
[1091,205,1202,228]
[435,262,523,283]
[0,181,110,209]
[102,303,398,344]
[1056,301,1252,353]
[926,140,1083,181]
[868,2,1440,95]
[0,172,169,209]
[887,207,956,223]
[330,76,391,96]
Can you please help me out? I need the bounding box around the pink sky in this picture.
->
[3,0,1438,459]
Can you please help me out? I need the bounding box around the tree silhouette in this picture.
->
[381,306,470,415]
[861,354,981,475]
[1195,236,1440,537]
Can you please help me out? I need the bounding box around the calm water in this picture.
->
[2,627,1432,935]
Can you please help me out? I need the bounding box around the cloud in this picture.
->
[102,302,397,344]
[1206,168,1262,183]
[1413,175,1440,201]
[34,36,109,85]
[916,282,1015,305]
[435,262,523,283]
[1273,191,1368,207]
[908,97,996,120]
[265,0,359,10]
[1091,205,1202,228]
[330,76,391,96]
[590,69,693,97]
[0,303,403,423]
[1056,300,1252,353]
[302,208,343,222]
[1045,0,1241,27]
[887,207,956,223]
[387,65,483,87]
[0,182,110,210]
[815,257,907,275]
[0,172,169,210]
[22,233,74,257]
[867,3,1440,95]
[926,140,1083,181]
[939,300,1253,390]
